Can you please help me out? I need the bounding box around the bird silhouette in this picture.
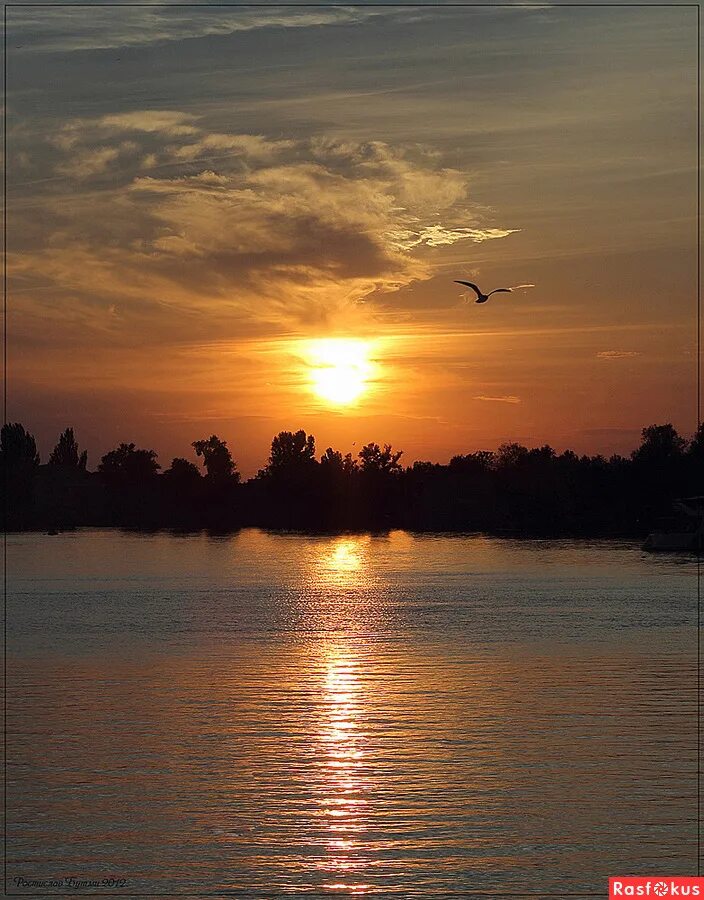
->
[454,281,513,304]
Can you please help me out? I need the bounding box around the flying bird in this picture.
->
[454,281,514,304]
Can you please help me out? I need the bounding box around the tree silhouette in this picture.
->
[163,457,201,486]
[449,451,495,475]
[632,424,687,463]
[159,457,204,527]
[3,418,703,536]
[253,431,319,527]
[495,442,530,470]
[689,423,704,462]
[97,443,160,526]
[629,423,689,521]
[1,422,39,467]
[688,423,704,492]
[262,430,317,478]
[98,443,160,487]
[358,442,403,475]
[192,435,239,483]
[1,423,40,528]
[48,428,87,470]
[316,447,360,528]
[320,447,358,476]
[357,442,403,526]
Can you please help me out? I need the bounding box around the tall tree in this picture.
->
[262,430,317,477]
[48,428,87,469]
[495,442,530,470]
[1,423,39,467]
[632,424,686,463]
[192,435,239,483]
[1,423,40,528]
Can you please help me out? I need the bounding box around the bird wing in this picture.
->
[488,288,513,296]
[454,281,482,298]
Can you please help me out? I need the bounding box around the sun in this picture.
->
[307,339,374,407]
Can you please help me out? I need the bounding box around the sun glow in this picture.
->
[307,339,374,407]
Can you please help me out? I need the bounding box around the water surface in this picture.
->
[6,529,699,896]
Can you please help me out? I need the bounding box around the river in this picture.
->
[6,529,699,896]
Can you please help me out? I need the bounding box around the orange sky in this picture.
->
[7,5,699,475]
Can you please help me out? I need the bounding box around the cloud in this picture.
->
[169,133,294,163]
[56,146,121,179]
[596,350,640,359]
[392,225,519,250]
[51,112,199,153]
[15,116,517,345]
[473,395,522,404]
[55,141,142,179]
[7,7,405,53]
[98,112,200,137]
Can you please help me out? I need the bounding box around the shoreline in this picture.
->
[7,523,650,542]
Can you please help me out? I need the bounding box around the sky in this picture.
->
[7,2,699,476]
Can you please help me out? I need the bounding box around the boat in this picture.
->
[642,496,704,552]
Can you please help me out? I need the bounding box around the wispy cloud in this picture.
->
[596,350,640,359]
[7,7,407,53]
[98,112,201,137]
[50,112,200,153]
[473,395,522,404]
[392,225,519,250]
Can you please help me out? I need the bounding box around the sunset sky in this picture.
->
[7,3,699,476]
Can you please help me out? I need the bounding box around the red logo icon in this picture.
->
[609,877,704,898]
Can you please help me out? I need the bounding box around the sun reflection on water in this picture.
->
[304,535,381,893]
[315,536,374,593]
[318,648,370,894]
[328,540,362,573]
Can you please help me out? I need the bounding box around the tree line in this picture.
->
[2,421,703,535]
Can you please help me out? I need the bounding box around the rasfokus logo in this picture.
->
[609,878,704,898]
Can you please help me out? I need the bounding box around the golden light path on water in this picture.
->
[319,650,369,893]
[315,537,373,893]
